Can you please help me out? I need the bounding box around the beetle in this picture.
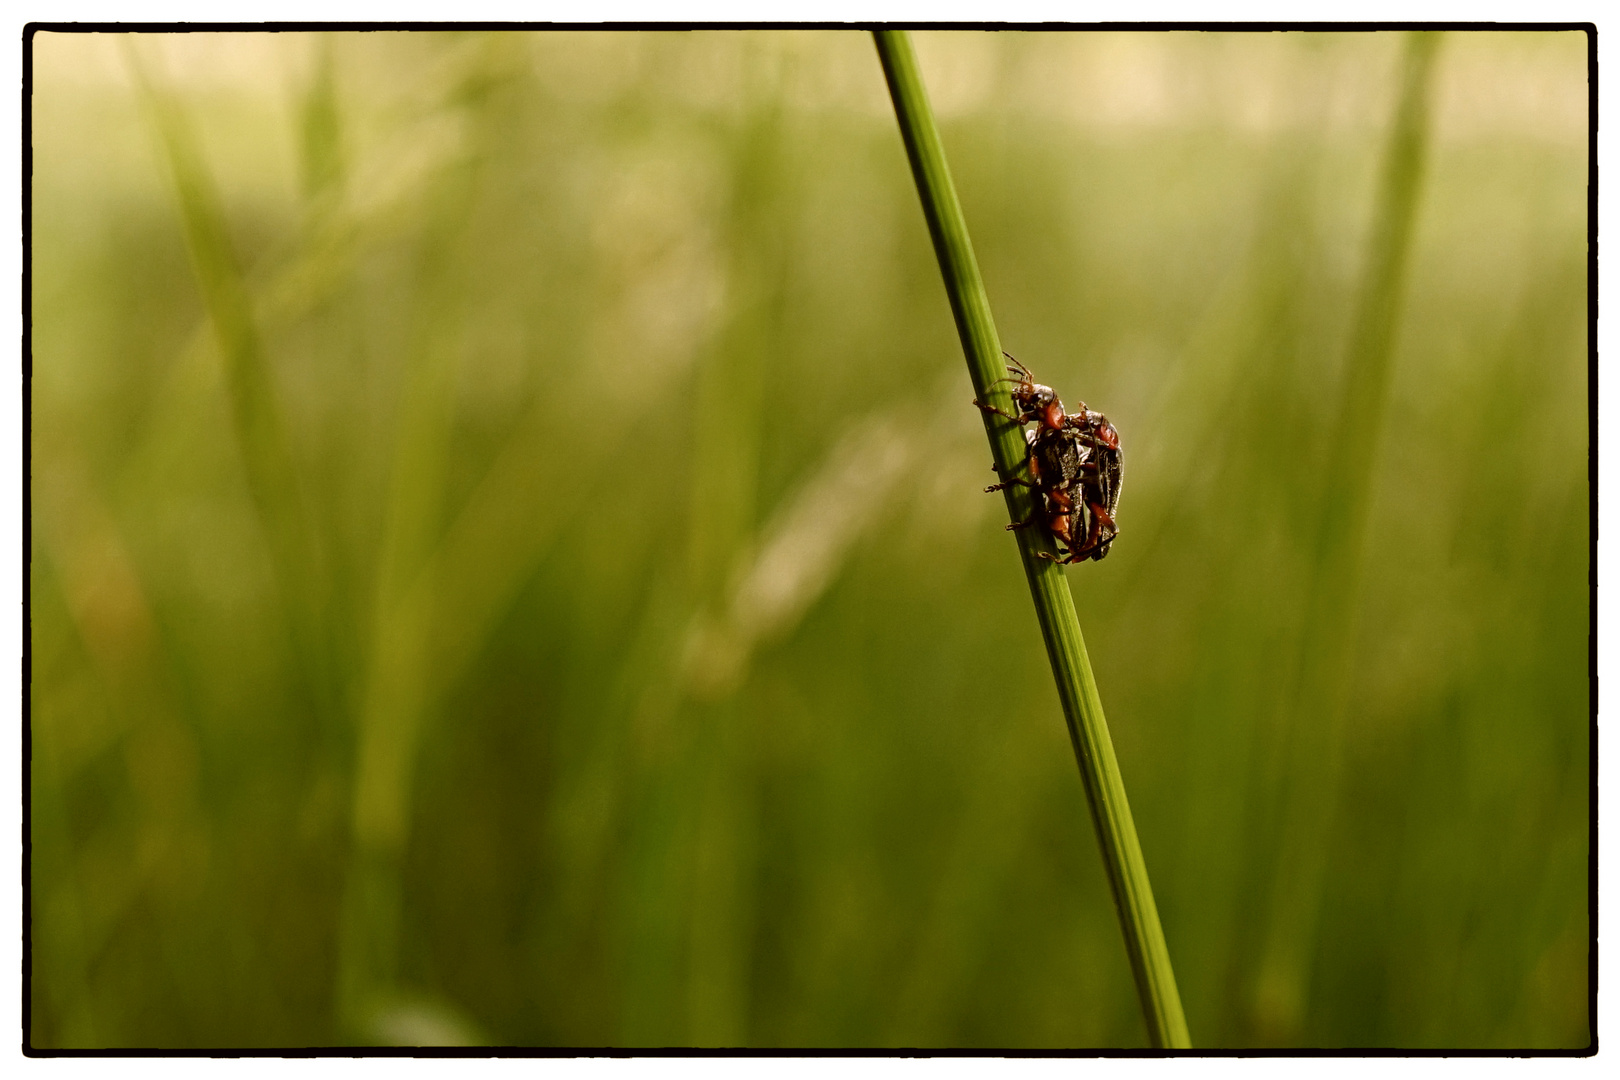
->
[972,354,1122,562]
[1048,403,1122,563]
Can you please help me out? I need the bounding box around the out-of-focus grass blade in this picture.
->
[1249,31,1442,1042]
[618,74,787,1046]
[122,81,474,509]
[339,239,467,1037]
[300,34,345,205]
[124,41,335,722]
[31,434,207,1047]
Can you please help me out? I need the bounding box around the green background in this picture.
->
[28,29,1590,1048]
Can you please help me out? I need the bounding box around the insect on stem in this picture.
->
[872,29,1190,1049]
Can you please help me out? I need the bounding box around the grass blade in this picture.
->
[871,29,1190,1049]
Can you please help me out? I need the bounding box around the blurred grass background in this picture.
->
[28,29,1589,1049]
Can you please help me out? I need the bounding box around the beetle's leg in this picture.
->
[972,399,1031,425]
[985,477,1036,493]
[1004,511,1040,531]
[987,443,1037,486]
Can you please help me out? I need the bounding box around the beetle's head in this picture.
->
[1013,381,1057,412]
[1072,407,1119,450]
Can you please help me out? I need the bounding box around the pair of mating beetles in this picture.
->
[974,355,1122,563]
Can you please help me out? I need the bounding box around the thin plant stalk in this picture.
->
[872,30,1191,1049]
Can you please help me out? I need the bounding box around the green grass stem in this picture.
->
[872,30,1191,1049]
